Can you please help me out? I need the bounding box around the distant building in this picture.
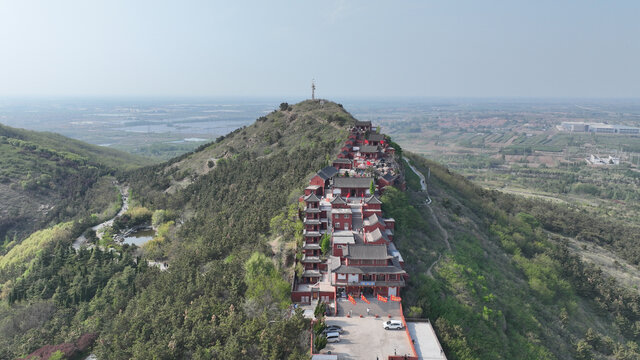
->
[560,122,640,135]
[588,154,620,165]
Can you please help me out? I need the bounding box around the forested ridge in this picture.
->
[0,123,147,242]
[0,100,355,359]
[1,100,639,359]
[393,153,640,360]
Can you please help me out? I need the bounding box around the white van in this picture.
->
[326,332,341,343]
[382,320,404,330]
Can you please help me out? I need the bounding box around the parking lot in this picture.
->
[322,316,414,359]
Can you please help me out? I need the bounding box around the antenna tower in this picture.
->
[311,79,316,100]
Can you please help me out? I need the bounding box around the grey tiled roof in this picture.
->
[368,133,385,142]
[360,145,379,153]
[333,265,405,275]
[344,244,390,260]
[365,195,382,204]
[302,270,322,277]
[331,208,352,214]
[329,256,342,271]
[332,234,355,244]
[365,228,390,243]
[381,173,398,182]
[366,214,384,226]
[302,243,321,250]
[333,177,373,189]
[313,166,339,181]
[304,193,320,202]
[333,158,352,164]
[330,196,347,205]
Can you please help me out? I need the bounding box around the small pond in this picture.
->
[123,229,156,246]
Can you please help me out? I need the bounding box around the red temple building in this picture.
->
[332,177,373,198]
[367,133,385,146]
[359,145,380,159]
[291,122,408,305]
[354,120,372,132]
[331,244,407,297]
[309,166,339,195]
[332,158,352,170]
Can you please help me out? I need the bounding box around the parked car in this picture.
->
[382,320,404,330]
[323,325,344,334]
[326,332,341,343]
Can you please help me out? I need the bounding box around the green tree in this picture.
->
[49,350,66,360]
[320,233,331,255]
[313,334,327,353]
[314,300,327,319]
[244,252,291,310]
[295,262,304,279]
[245,252,276,281]
[575,339,594,360]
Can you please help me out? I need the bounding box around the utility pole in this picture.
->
[311,79,316,100]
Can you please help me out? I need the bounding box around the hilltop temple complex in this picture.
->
[291,120,408,304]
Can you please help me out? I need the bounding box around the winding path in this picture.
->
[72,183,129,250]
[403,157,450,277]
[425,206,451,278]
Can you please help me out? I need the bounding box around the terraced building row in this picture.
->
[291,121,408,305]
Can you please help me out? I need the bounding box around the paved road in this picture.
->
[72,183,129,250]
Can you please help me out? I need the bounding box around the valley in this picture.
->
[0,98,286,161]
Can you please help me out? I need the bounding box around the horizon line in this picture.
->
[1,95,640,102]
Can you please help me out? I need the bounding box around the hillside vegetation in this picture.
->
[0,124,148,241]
[0,100,355,359]
[2,100,638,359]
[0,222,73,283]
[395,152,640,360]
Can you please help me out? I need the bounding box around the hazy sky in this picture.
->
[1,1,639,98]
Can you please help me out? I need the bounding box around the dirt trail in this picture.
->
[426,205,451,278]
[403,156,450,277]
